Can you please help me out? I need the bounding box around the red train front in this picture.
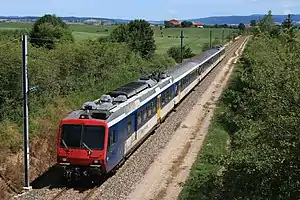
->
[57,114,108,182]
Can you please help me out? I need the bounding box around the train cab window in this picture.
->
[138,112,142,127]
[128,119,132,134]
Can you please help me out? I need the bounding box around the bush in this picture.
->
[202,42,210,51]
[167,46,195,63]
[0,29,29,41]
[29,14,74,49]
[219,36,300,199]
[109,19,156,59]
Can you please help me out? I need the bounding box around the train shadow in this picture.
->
[30,165,109,193]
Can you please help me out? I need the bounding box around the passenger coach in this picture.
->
[57,45,225,182]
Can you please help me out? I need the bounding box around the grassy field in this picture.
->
[154,28,231,54]
[0,22,231,53]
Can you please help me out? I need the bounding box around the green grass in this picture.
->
[154,28,231,54]
[178,104,230,200]
[0,22,32,29]
[72,31,105,40]
[0,22,231,53]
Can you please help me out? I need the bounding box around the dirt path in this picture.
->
[126,37,249,200]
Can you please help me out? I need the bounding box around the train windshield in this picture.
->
[60,124,105,150]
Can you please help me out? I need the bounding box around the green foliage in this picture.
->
[180,17,300,199]
[166,45,195,63]
[109,19,156,59]
[282,14,293,29]
[258,10,274,33]
[281,14,298,40]
[181,21,193,28]
[179,105,230,200]
[202,42,210,51]
[0,38,174,152]
[0,29,29,41]
[143,53,176,74]
[238,23,246,32]
[29,14,74,49]
[218,35,300,200]
[109,23,129,43]
[250,20,257,27]
[97,35,111,43]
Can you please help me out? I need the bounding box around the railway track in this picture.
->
[13,36,248,200]
[50,188,68,200]
[50,186,100,200]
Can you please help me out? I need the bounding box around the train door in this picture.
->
[178,82,181,102]
[106,128,121,171]
[157,94,161,120]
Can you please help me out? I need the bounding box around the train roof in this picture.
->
[63,46,224,124]
[167,48,221,80]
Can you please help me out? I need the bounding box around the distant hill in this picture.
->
[187,14,300,25]
[0,14,300,25]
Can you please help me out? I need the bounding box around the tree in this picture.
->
[258,10,274,33]
[250,20,257,27]
[167,46,195,63]
[238,23,246,32]
[29,14,73,49]
[181,21,193,28]
[281,14,297,41]
[164,21,173,28]
[109,19,156,59]
[282,14,293,29]
[109,24,129,43]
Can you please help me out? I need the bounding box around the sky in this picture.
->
[0,0,300,20]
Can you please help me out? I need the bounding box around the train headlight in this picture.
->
[58,157,67,162]
[93,160,99,164]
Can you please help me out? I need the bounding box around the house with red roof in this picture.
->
[192,21,204,28]
[169,19,181,26]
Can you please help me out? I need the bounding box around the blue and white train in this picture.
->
[56,45,226,181]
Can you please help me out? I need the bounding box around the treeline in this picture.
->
[179,11,300,200]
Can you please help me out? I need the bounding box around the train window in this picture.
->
[169,88,173,100]
[128,119,132,134]
[143,109,147,121]
[166,89,169,102]
[138,112,142,127]
[152,101,156,114]
[147,105,152,117]
[161,92,166,107]
[108,130,117,151]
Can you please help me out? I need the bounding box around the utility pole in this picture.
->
[209,30,212,48]
[222,29,224,45]
[180,30,184,63]
[22,35,31,190]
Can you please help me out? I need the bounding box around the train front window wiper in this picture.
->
[81,141,93,153]
[61,139,69,150]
